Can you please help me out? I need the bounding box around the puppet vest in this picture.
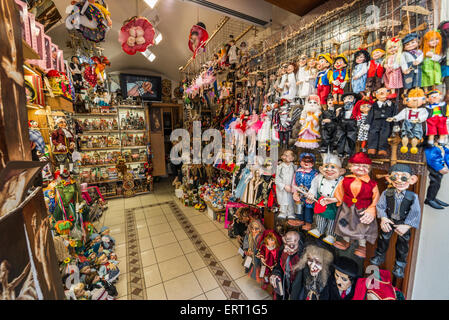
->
[384,188,415,221]
[342,176,377,210]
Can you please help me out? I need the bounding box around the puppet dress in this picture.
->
[333,175,379,245]
[257,113,272,143]
[351,63,368,93]
[243,233,263,281]
[421,56,442,87]
[295,112,321,149]
[383,55,403,89]
[356,114,370,142]
[257,243,280,283]
[246,114,264,136]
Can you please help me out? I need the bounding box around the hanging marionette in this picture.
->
[421,30,443,91]
[439,21,449,102]
[425,89,447,146]
[256,230,282,290]
[351,98,374,153]
[351,49,370,95]
[387,88,428,154]
[275,150,297,220]
[382,38,404,99]
[366,48,385,98]
[330,54,349,105]
[294,95,322,149]
[315,53,333,107]
[334,92,360,158]
[401,33,424,94]
[242,219,265,281]
[328,256,359,300]
[424,142,449,210]
[318,94,338,154]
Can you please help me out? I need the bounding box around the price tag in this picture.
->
[259,265,266,278]
[244,256,252,268]
[238,247,245,257]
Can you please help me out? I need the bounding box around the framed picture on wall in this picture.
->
[120,73,162,101]
[149,107,162,133]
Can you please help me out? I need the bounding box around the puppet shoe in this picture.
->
[367,149,377,155]
[387,93,397,100]
[334,240,350,250]
[287,220,304,227]
[424,199,444,210]
[277,213,287,219]
[400,146,408,154]
[435,199,449,207]
[370,255,384,266]
[353,246,367,258]
[392,265,405,279]
[301,223,312,231]
[377,150,388,156]
[308,228,322,238]
[410,147,418,154]
[322,235,336,245]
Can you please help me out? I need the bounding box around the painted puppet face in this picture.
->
[335,269,352,291]
[319,163,345,181]
[282,231,300,255]
[327,97,334,109]
[371,50,385,60]
[287,64,295,74]
[375,88,389,102]
[281,150,295,163]
[405,96,426,109]
[360,103,372,114]
[333,58,347,70]
[307,255,323,277]
[404,39,419,51]
[319,57,330,69]
[429,36,440,48]
[300,159,314,170]
[428,92,442,104]
[343,95,355,105]
[387,171,417,191]
[298,55,307,67]
[355,53,366,64]
[307,59,317,69]
[349,163,371,177]
[266,237,276,248]
[387,42,400,55]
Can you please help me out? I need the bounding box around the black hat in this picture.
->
[333,256,359,278]
[342,92,361,101]
[389,163,413,175]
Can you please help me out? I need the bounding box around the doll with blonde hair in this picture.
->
[383,38,405,99]
[421,30,443,90]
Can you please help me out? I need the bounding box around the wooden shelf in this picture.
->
[22,40,40,60]
[87,176,146,185]
[79,131,120,135]
[121,145,146,149]
[118,105,145,110]
[80,161,146,168]
[121,130,146,133]
[80,147,121,151]
[73,113,118,117]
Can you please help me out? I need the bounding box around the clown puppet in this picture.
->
[330,54,349,105]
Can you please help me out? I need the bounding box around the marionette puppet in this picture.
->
[401,33,423,94]
[228,207,250,245]
[296,54,309,104]
[328,256,359,300]
[366,48,385,97]
[315,53,333,106]
[69,56,84,93]
[320,152,380,258]
[291,243,334,300]
[421,30,443,91]
[330,54,349,105]
[294,95,322,149]
[370,164,420,279]
[253,77,265,113]
[228,38,239,68]
[352,269,404,300]
[351,49,370,94]
[52,117,76,171]
[256,230,282,289]
[282,62,298,103]
[439,21,449,102]
[383,38,404,99]
[275,150,297,219]
[29,120,46,155]
[425,89,447,146]
[246,108,263,152]
[270,231,304,300]
[291,153,318,230]
[242,219,265,281]
[265,73,277,105]
[188,22,209,58]
[387,88,428,154]
[319,94,338,153]
[306,153,345,245]
[352,98,374,153]
[366,87,398,156]
[276,63,288,95]
[334,92,360,158]
[424,143,449,210]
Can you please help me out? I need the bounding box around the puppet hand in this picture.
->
[380,217,394,232]
[322,119,331,124]
[270,275,280,288]
[306,192,315,202]
[440,168,449,174]
[426,52,434,58]
[334,80,340,86]
[360,211,375,224]
[320,198,337,206]
[413,60,420,66]
[394,224,411,236]
[284,185,292,192]
[386,117,394,122]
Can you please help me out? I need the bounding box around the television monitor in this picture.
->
[120,73,162,101]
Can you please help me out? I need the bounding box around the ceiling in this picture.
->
[264,0,328,16]
[46,0,305,81]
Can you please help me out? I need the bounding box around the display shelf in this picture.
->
[74,113,118,117]
[78,131,120,135]
[121,145,146,149]
[120,129,146,133]
[117,105,145,110]
[80,146,121,151]
[87,179,122,185]
[80,161,146,168]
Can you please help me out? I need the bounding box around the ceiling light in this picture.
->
[155,32,163,45]
[144,0,158,9]
[141,49,156,62]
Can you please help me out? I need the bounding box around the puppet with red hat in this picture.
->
[352,98,374,152]
[320,152,380,258]
[352,269,404,300]
[189,22,209,58]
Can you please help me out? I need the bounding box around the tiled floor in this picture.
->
[94,180,271,300]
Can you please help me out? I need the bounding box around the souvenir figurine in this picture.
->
[281,61,298,103]
[387,88,428,154]
[330,54,349,105]
[334,92,360,158]
[242,220,264,281]
[256,230,282,289]
[296,54,309,104]
[366,48,385,97]
[439,21,449,102]
[351,49,370,94]
[366,87,398,156]
[306,58,318,96]
[401,33,423,94]
[370,164,421,278]
[351,99,373,152]
[29,120,46,155]
[100,226,115,250]
[425,89,447,146]
[294,95,322,149]
[319,94,338,153]
[421,30,443,91]
[307,153,345,245]
[328,256,359,300]
[321,152,380,258]
[228,37,239,68]
[353,269,404,300]
[275,63,288,97]
[69,56,84,92]
[265,73,277,105]
[270,231,304,300]
[253,77,265,113]
[383,38,404,99]
[272,99,292,149]
[315,53,333,106]
[228,207,250,245]
[291,243,334,300]
[51,117,75,170]
[275,150,297,219]
[424,143,449,210]
[96,252,120,283]
[292,153,318,230]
